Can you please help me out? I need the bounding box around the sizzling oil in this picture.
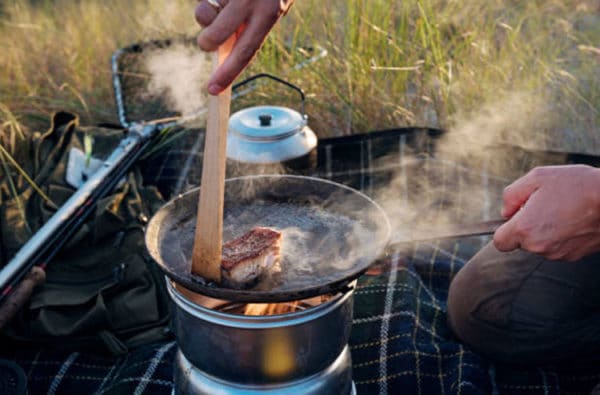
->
[160,201,380,293]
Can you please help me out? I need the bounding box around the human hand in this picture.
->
[195,0,294,95]
[493,165,600,261]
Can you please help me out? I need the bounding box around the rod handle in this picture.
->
[0,266,46,329]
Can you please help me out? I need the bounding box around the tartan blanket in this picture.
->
[4,128,600,394]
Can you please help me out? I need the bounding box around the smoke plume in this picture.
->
[145,42,213,118]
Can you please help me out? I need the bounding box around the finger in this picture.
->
[197,0,245,52]
[500,170,540,218]
[493,212,522,252]
[207,9,280,93]
[195,1,220,27]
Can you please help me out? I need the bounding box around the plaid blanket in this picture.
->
[4,128,600,394]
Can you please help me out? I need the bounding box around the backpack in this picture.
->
[0,112,172,355]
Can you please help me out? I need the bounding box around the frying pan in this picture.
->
[145,175,391,302]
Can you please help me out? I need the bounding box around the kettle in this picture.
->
[226,74,317,170]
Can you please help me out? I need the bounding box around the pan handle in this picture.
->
[391,219,506,246]
[232,73,306,117]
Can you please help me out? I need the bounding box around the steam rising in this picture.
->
[443,88,600,161]
[220,200,386,291]
[374,156,505,247]
[444,92,555,162]
[373,91,561,247]
[145,43,212,117]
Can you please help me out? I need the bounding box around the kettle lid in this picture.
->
[229,105,306,141]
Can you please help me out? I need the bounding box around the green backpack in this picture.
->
[0,112,172,355]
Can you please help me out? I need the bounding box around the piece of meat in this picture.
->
[221,227,282,289]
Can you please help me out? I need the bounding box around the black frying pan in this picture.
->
[145,175,391,302]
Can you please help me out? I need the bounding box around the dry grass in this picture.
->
[0,0,599,153]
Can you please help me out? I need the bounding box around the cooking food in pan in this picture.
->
[219,226,282,289]
[146,175,391,303]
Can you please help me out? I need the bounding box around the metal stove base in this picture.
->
[173,346,355,395]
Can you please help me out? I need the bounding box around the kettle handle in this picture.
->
[232,73,306,117]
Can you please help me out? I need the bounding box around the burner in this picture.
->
[168,281,356,395]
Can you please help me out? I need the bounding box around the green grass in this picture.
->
[0,0,599,154]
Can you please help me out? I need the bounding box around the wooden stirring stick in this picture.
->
[191,38,235,283]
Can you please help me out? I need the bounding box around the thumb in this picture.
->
[493,215,520,252]
[501,172,539,218]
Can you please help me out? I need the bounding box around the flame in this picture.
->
[243,295,331,316]
[243,302,300,316]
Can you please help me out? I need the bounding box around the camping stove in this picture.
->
[167,280,356,395]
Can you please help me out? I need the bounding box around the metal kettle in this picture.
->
[226,74,317,167]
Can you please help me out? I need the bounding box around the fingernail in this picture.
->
[208,83,222,95]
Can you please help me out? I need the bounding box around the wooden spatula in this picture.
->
[191,38,235,283]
